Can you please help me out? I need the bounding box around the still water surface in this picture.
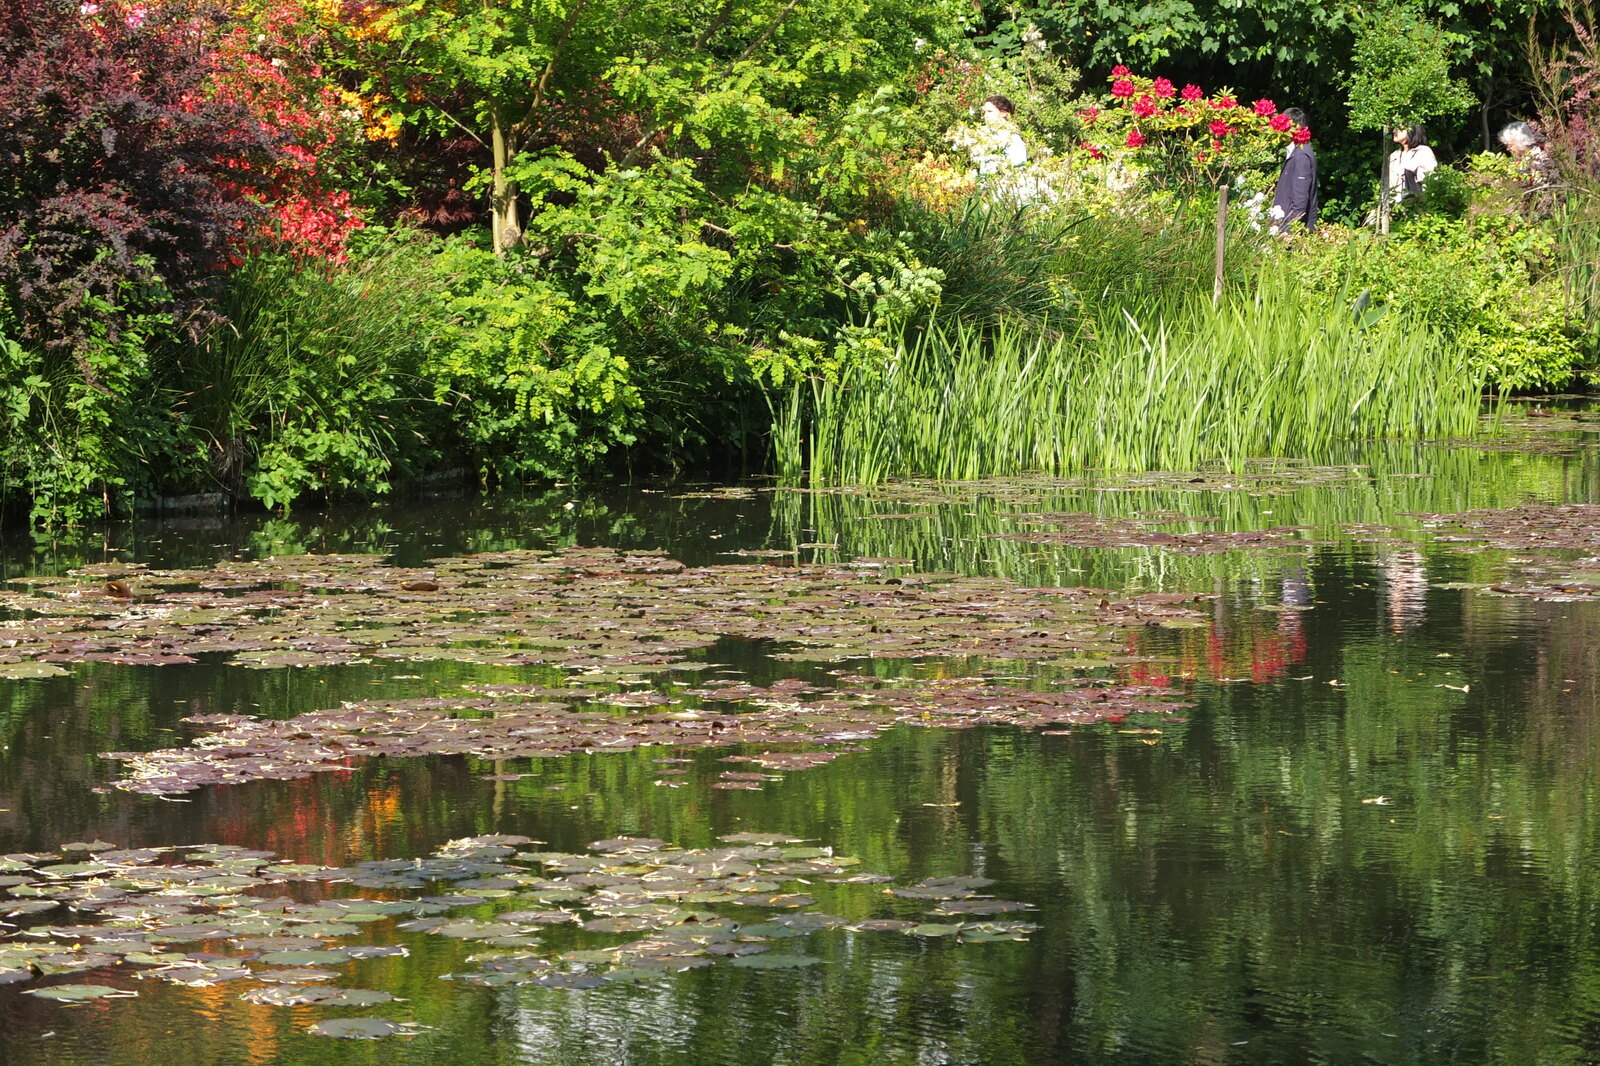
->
[4,437,1600,1065]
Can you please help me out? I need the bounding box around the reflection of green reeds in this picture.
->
[769,441,1593,592]
[792,274,1483,486]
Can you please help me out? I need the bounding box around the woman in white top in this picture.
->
[974,95,1028,175]
[1387,124,1438,203]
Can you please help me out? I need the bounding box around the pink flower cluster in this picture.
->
[1075,67,1304,174]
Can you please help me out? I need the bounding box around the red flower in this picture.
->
[1269,113,1292,132]
[1126,129,1146,148]
[1152,77,1176,98]
[1112,65,1131,76]
[1081,141,1104,159]
[1209,119,1232,137]
[1214,95,1238,109]
[1132,94,1158,118]
[1195,150,1208,163]
[1181,83,1204,101]
[1292,125,1312,144]
[1080,107,1100,123]
[1253,98,1276,117]
[1111,79,1135,98]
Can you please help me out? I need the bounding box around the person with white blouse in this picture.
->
[974,95,1028,175]
[1387,124,1438,204]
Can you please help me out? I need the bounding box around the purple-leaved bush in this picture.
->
[0,0,280,362]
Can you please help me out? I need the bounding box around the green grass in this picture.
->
[786,271,1486,485]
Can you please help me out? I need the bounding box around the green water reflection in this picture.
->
[4,438,1600,1064]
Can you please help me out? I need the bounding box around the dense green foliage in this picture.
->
[0,0,1595,526]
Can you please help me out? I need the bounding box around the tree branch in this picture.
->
[618,0,801,168]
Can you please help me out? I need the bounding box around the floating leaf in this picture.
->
[909,924,963,937]
[0,662,68,679]
[307,1018,405,1039]
[728,954,822,969]
[24,983,137,1002]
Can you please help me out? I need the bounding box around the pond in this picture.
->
[5,413,1600,1065]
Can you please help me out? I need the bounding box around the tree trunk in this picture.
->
[1213,182,1229,306]
[490,107,521,256]
[1378,133,1392,236]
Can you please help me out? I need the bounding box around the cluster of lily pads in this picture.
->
[1413,504,1600,555]
[0,833,1037,1038]
[0,544,1201,791]
[107,675,1191,795]
[0,546,1211,681]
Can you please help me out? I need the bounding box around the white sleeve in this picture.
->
[1412,146,1438,181]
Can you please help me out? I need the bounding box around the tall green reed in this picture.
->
[793,271,1485,486]
[162,243,437,503]
[1554,199,1600,340]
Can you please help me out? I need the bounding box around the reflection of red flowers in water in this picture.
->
[1112,79,1135,98]
[1292,125,1312,144]
[1122,598,1307,687]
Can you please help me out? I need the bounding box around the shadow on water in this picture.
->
[4,437,1600,1064]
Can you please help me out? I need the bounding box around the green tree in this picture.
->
[1345,5,1477,230]
[337,0,964,255]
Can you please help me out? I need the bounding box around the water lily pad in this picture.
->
[307,1017,405,1039]
[934,899,1032,915]
[909,923,963,937]
[534,972,609,989]
[728,954,822,969]
[256,949,353,966]
[0,662,68,679]
[241,984,343,1006]
[24,983,137,1002]
[320,988,400,1007]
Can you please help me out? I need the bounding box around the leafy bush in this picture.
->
[0,285,179,526]
[1286,213,1585,393]
[422,237,645,484]
[0,0,274,357]
[169,241,441,510]
[1415,164,1471,219]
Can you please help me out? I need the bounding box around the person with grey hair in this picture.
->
[1498,121,1543,161]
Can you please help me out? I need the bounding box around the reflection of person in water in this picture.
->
[1270,566,1310,675]
[1379,550,1429,634]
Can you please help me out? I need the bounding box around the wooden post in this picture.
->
[1378,132,1392,236]
[1213,181,1229,306]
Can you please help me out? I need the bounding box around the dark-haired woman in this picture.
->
[1387,124,1437,204]
[976,95,1028,173]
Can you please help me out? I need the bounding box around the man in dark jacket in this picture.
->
[1270,107,1317,234]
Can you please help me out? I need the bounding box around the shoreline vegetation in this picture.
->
[2,0,1597,528]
